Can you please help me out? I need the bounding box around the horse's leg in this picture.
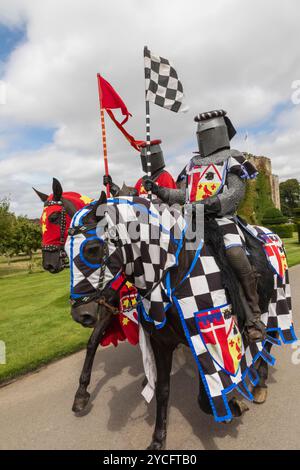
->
[147,337,175,450]
[72,322,103,413]
[253,341,272,404]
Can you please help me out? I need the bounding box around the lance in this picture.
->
[97,73,110,198]
[143,46,152,199]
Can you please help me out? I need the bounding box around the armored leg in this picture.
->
[226,245,266,343]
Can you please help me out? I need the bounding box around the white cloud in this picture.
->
[0,0,300,216]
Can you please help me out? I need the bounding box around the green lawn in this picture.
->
[283,233,300,268]
[0,233,299,384]
[0,252,43,277]
[0,269,90,383]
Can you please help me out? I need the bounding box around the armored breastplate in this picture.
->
[186,161,227,202]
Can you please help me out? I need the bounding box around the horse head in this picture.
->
[65,191,121,331]
[33,177,92,273]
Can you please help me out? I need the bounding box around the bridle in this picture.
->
[69,220,173,315]
[42,199,68,263]
[68,222,123,310]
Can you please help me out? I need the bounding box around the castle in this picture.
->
[247,154,281,210]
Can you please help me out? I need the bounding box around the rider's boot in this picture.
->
[226,246,266,343]
[239,269,266,343]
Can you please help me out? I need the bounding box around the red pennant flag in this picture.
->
[98,75,131,124]
[97,74,143,151]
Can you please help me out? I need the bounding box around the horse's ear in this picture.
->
[32,187,49,202]
[52,178,63,201]
[89,191,107,220]
[99,191,107,205]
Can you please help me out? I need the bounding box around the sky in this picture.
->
[0,0,300,217]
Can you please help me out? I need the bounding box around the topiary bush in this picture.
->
[266,224,294,238]
[262,207,288,225]
[293,207,300,224]
[290,223,298,232]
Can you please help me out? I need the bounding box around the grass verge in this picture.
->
[283,233,300,268]
[0,270,90,384]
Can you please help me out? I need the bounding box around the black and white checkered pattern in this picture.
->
[66,197,296,423]
[170,238,295,421]
[144,47,188,113]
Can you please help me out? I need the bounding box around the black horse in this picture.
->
[67,192,282,450]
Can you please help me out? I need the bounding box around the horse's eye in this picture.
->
[82,241,103,264]
[48,212,61,224]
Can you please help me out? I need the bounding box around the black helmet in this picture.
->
[140,139,165,174]
[194,110,236,157]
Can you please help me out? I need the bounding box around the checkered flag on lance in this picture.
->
[144,47,189,113]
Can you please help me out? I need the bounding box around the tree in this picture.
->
[0,198,15,255]
[280,179,300,217]
[0,198,41,259]
[10,217,41,259]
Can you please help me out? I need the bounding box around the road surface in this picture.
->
[1,266,300,450]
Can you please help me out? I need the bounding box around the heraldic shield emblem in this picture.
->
[194,304,242,376]
[260,233,288,280]
[187,163,226,202]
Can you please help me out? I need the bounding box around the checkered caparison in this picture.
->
[67,197,296,423]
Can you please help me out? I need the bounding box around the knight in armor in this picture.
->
[144,110,266,343]
[103,139,176,197]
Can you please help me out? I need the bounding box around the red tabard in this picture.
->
[135,170,177,195]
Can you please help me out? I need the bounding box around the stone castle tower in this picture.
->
[247,154,281,210]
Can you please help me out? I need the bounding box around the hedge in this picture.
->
[262,207,288,225]
[290,223,298,232]
[265,224,294,238]
[262,216,289,225]
[293,208,300,218]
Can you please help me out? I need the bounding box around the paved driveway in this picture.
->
[0,266,299,450]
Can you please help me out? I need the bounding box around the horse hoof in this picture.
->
[229,398,249,417]
[147,440,165,450]
[253,386,268,404]
[72,391,90,413]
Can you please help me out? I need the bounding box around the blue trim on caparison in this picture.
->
[175,239,203,290]
[137,300,167,330]
[70,234,75,296]
[260,349,276,366]
[248,366,259,387]
[266,325,297,344]
[265,334,281,346]
[172,295,233,422]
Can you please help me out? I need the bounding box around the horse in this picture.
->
[34,178,139,412]
[65,192,295,449]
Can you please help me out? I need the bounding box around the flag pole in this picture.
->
[144,46,152,199]
[97,74,110,197]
